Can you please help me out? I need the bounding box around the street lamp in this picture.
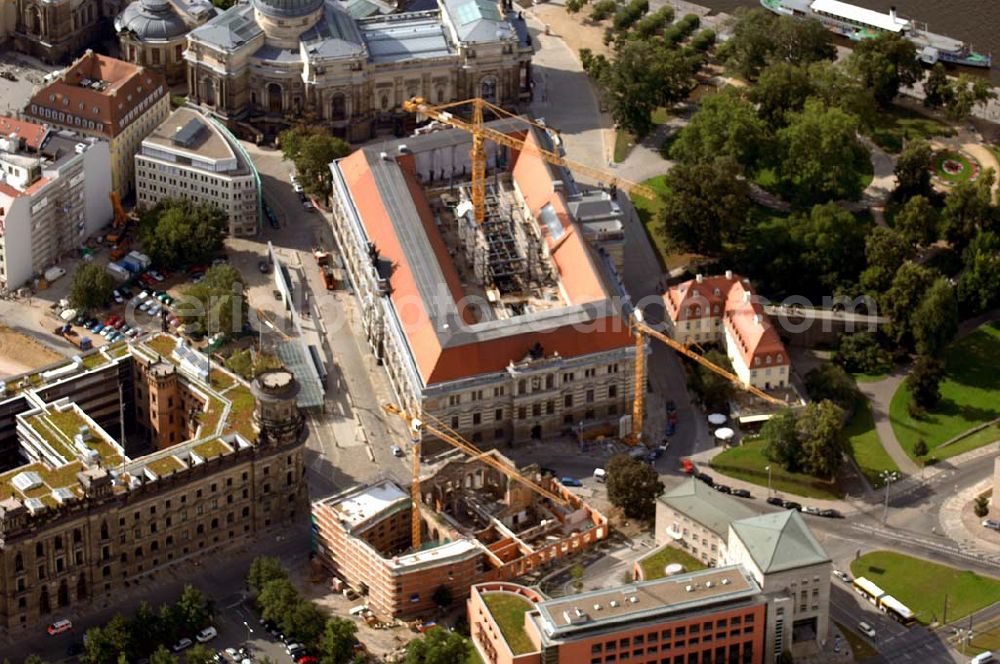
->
[243,620,253,644]
[880,470,899,524]
[765,465,772,496]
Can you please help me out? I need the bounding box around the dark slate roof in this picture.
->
[440,0,514,42]
[115,0,193,41]
[189,2,262,49]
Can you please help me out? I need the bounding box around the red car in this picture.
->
[682,459,695,475]
[296,657,318,664]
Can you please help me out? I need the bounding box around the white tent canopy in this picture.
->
[708,413,727,425]
[714,427,735,441]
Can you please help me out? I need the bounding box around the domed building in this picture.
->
[184,0,533,141]
[116,0,216,84]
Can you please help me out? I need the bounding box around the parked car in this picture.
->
[833,570,851,583]
[47,619,72,635]
[112,290,124,304]
[665,400,676,413]
[983,519,1000,531]
[731,488,752,498]
[766,496,784,507]
[782,500,802,511]
[302,198,316,212]
[171,638,193,653]
[390,445,404,457]
[148,270,165,282]
[857,621,876,639]
[714,484,732,494]
[819,509,843,518]
[259,261,272,274]
[286,642,304,655]
[196,627,218,643]
[802,506,822,515]
[695,472,713,487]
[560,477,583,487]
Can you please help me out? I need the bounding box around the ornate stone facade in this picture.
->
[115,0,216,84]
[13,0,100,63]
[184,0,533,141]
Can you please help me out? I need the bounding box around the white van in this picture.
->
[593,468,606,483]
[971,653,997,664]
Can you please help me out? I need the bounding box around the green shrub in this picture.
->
[589,0,616,22]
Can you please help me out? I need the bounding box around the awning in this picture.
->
[708,413,727,425]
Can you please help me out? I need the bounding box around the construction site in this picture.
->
[311,445,608,620]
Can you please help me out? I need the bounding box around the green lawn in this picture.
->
[835,621,879,661]
[482,594,536,655]
[850,551,1000,624]
[933,150,979,184]
[639,545,706,580]
[614,107,671,163]
[890,322,1000,461]
[867,105,956,154]
[633,175,698,272]
[709,439,844,500]
[852,370,891,383]
[846,402,900,488]
[966,614,1000,656]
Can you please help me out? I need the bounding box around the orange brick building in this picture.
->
[312,451,608,619]
[469,567,767,664]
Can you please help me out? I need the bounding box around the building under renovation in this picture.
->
[312,449,608,618]
[329,120,635,446]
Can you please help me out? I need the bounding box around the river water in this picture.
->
[696,0,1000,82]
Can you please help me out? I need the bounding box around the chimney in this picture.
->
[725,270,733,280]
[695,274,703,284]
[743,291,751,304]
[889,5,897,22]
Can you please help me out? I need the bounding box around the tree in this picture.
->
[404,628,472,664]
[185,645,215,664]
[588,0,615,21]
[82,615,131,664]
[882,262,936,348]
[660,158,750,255]
[138,198,227,268]
[177,264,248,337]
[24,657,49,664]
[849,32,921,107]
[719,8,833,81]
[790,203,869,293]
[861,226,911,294]
[907,354,944,409]
[778,99,868,205]
[940,170,996,250]
[835,332,889,375]
[975,495,990,518]
[320,617,358,664]
[283,599,329,645]
[670,90,770,169]
[175,585,212,635]
[912,277,958,357]
[806,60,878,127]
[564,0,584,13]
[279,126,351,202]
[69,262,114,311]
[913,439,929,457]
[128,601,166,658]
[248,556,289,595]
[958,231,1000,315]
[687,349,736,411]
[894,195,939,248]
[148,645,177,664]
[804,363,859,410]
[432,585,453,608]
[796,400,846,478]
[258,578,301,626]
[600,41,696,137]
[605,453,664,521]
[893,139,933,199]
[748,62,814,126]
[923,63,953,109]
[762,409,801,472]
[945,74,996,122]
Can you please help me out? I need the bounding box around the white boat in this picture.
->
[761,0,991,68]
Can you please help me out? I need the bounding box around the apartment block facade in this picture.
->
[136,107,260,236]
[0,117,112,289]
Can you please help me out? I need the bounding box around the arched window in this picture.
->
[480,76,498,103]
[267,83,282,114]
[73,529,82,544]
[331,93,346,121]
[14,553,23,572]
[100,521,109,540]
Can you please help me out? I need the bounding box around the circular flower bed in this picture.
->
[931,150,981,185]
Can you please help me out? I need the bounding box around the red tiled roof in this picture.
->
[665,274,788,368]
[26,51,165,139]
[339,137,630,386]
[0,116,49,152]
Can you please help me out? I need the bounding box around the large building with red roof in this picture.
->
[663,272,790,391]
[25,50,168,197]
[328,121,636,444]
[0,117,112,289]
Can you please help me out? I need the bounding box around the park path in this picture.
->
[856,370,921,477]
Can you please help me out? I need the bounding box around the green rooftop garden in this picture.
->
[145,335,178,359]
[26,413,77,462]
[81,352,110,370]
[194,438,232,459]
[199,396,226,436]
[146,456,184,477]
[225,386,257,441]
[210,370,236,391]
[638,545,706,580]
[482,593,536,655]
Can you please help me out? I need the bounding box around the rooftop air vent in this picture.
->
[628,596,638,604]
[609,600,619,608]
[379,151,389,161]
[685,585,694,592]
[593,604,602,611]
[398,144,408,154]
[705,581,713,589]
[721,578,731,585]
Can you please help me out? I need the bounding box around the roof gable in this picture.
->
[659,477,756,538]
[729,511,830,573]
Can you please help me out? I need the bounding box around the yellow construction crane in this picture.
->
[628,310,786,445]
[382,403,569,550]
[109,191,127,229]
[401,97,657,225]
